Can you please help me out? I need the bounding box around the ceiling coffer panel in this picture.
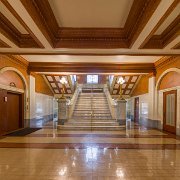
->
[112,75,139,95]
[45,75,72,94]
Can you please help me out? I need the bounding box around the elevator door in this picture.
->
[0,89,7,135]
[0,89,23,135]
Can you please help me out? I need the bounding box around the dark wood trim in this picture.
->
[172,42,180,49]
[0,52,179,56]
[19,0,161,49]
[0,39,11,48]
[0,0,44,48]
[139,0,179,49]
[28,62,156,73]
[127,0,161,48]
[141,9,180,49]
[154,56,178,70]
[163,90,177,134]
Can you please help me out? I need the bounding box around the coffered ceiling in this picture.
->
[0,0,179,55]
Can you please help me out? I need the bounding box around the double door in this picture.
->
[0,89,24,135]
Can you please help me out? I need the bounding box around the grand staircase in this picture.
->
[58,90,125,131]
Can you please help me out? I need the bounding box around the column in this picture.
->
[116,99,127,126]
[29,75,36,127]
[148,76,155,120]
[58,98,67,125]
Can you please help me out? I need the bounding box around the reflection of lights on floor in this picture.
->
[116,168,124,177]
[58,167,67,176]
[86,147,98,162]
[103,147,107,155]
[72,161,76,167]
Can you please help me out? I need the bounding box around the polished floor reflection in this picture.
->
[0,122,180,179]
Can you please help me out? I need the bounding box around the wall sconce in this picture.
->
[60,77,68,99]
[117,77,125,100]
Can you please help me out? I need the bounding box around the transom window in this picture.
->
[87,75,98,84]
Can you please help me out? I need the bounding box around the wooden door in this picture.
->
[6,92,23,132]
[163,90,177,134]
[134,97,139,123]
[0,89,7,135]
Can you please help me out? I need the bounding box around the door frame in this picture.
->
[163,90,177,134]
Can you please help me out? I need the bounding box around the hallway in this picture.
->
[0,122,180,179]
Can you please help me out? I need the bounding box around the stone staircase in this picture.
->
[58,91,125,131]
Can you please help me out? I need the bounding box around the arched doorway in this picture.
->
[0,67,29,134]
[155,68,180,134]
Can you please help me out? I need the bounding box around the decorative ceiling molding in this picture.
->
[141,15,180,49]
[0,39,10,48]
[28,62,155,73]
[154,56,179,69]
[20,0,160,49]
[0,0,178,54]
[1,0,44,48]
[140,0,180,49]
[172,42,180,49]
[0,54,29,69]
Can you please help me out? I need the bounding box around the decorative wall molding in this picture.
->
[154,56,179,70]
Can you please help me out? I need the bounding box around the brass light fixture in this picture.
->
[59,77,68,99]
[117,77,125,100]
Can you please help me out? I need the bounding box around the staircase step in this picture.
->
[58,125,125,131]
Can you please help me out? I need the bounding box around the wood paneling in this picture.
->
[159,71,180,90]
[0,55,29,85]
[0,70,25,89]
[131,75,149,97]
[155,56,180,82]
[33,74,53,96]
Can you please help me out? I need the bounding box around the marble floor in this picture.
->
[0,122,180,180]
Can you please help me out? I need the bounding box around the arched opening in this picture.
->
[155,68,180,134]
[0,67,29,134]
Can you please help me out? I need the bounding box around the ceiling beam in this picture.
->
[28,62,155,74]
[1,0,44,48]
[132,0,176,49]
[6,0,52,48]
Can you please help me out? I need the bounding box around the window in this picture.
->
[87,75,98,84]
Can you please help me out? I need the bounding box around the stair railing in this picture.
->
[90,84,93,131]
[67,85,82,119]
[103,84,117,120]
